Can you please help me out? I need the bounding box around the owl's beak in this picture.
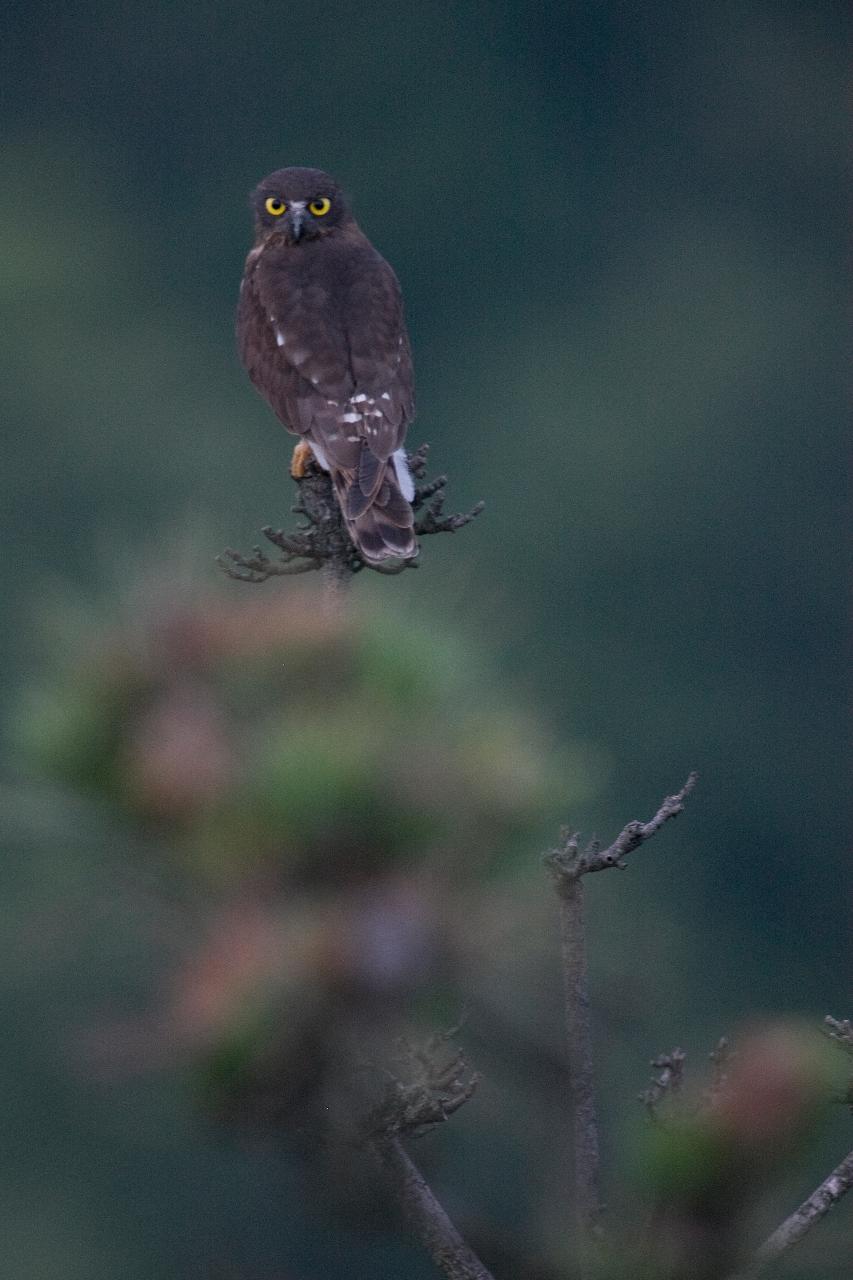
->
[287,203,306,242]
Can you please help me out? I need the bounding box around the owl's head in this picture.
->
[250,167,351,245]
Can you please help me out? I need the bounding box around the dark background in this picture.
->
[1,2,848,1277]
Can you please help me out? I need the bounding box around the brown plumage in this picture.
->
[236,166,417,563]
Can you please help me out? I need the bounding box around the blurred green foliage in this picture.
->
[12,585,571,882]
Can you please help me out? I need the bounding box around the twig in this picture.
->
[555,872,604,1256]
[217,445,483,584]
[544,774,697,1264]
[371,1137,496,1280]
[823,1015,853,1057]
[546,772,698,882]
[700,1035,737,1113]
[363,1034,494,1280]
[823,1014,853,1112]
[708,1036,734,1092]
[734,1148,853,1274]
[365,1033,480,1141]
[640,1048,687,1122]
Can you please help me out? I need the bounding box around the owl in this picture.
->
[236,167,417,563]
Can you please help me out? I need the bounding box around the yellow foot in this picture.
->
[290,439,313,479]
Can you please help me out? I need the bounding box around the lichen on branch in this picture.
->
[217,444,483,584]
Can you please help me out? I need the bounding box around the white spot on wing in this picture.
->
[342,412,360,423]
[275,329,285,347]
[381,392,391,401]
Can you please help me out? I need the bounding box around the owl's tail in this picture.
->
[333,449,417,564]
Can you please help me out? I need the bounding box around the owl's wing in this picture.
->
[238,240,416,561]
[240,242,411,444]
[237,255,353,443]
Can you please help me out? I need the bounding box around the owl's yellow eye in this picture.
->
[309,197,331,217]
[265,197,286,216]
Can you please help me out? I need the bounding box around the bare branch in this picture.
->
[364,1034,494,1280]
[216,543,322,582]
[371,1137,496,1280]
[217,446,483,584]
[543,775,697,1269]
[738,1148,853,1273]
[554,872,605,1260]
[365,1033,480,1141]
[640,1048,687,1122]
[705,1035,736,1107]
[823,1015,853,1057]
[545,772,697,882]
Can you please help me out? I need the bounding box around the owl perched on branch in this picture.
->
[237,166,417,564]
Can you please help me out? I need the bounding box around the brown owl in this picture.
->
[236,167,417,563]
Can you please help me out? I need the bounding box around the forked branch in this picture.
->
[547,772,698,882]
[363,1034,494,1280]
[543,774,697,1267]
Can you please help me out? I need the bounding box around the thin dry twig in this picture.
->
[551,873,604,1258]
[725,1015,853,1277]
[371,1138,496,1280]
[823,1015,853,1112]
[362,1034,493,1280]
[640,1048,687,1122]
[543,774,697,1266]
[823,1015,853,1057]
[735,1148,853,1274]
[703,1035,736,1109]
[365,1032,480,1142]
[217,444,483,585]
[546,772,698,883]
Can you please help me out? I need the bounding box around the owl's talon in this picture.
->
[290,440,313,479]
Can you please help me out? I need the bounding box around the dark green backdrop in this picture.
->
[1,2,848,1277]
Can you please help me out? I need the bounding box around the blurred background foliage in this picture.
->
[0,1,848,1277]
